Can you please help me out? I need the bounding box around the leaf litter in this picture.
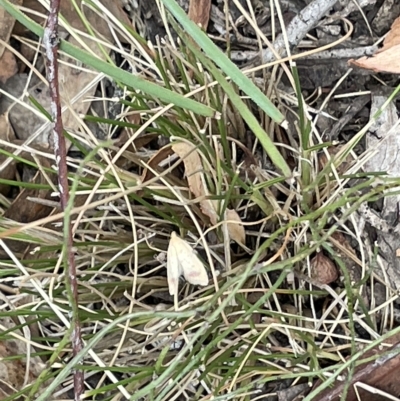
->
[350,15,400,74]
[172,141,246,245]
[0,0,400,400]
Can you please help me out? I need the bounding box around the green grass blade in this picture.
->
[0,0,216,117]
[162,0,287,126]
[175,26,291,177]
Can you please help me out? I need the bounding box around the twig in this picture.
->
[43,1,84,399]
[230,45,378,63]
[313,339,400,401]
[258,0,339,64]
[297,45,378,60]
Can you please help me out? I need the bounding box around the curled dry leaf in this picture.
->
[225,209,245,244]
[349,16,400,74]
[172,142,218,223]
[310,252,338,285]
[188,0,211,30]
[171,143,207,196]
[172,141,245,244]
[167,232,208,295]
[141,146,174,183]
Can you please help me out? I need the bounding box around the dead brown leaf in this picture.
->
[172,142,245,244]
[349,16,400,74]
[171,142,203,197]
[188,0,211,30]
[141,146,174,183]
[112,131,158,171]
[225,209,245,244]
[172,141,218,224]
[115,131,158,153]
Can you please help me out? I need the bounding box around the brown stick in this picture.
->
[43,1,84,399]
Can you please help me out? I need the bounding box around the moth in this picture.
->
[167,232,209,296]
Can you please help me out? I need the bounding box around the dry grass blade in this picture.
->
[0,0,399,400]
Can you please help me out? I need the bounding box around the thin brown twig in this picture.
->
[43,0,84,399]
[313,339,400,401]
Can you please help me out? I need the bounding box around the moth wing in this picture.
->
[182,257,208,286]
[167,233,183,295]
[177,243,208,287]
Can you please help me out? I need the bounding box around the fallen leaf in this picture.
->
[172,141,246,243]
[349,16,400,74]
[113,132,158,171]
[172,142,218,221]
[167,231,208,295]
[171,142,205,199]
[225,209,245,244]
[188,0,211,30]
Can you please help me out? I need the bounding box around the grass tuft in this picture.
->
[0,0,399,400]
